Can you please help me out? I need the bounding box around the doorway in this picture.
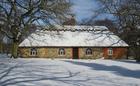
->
[72,47,79,59]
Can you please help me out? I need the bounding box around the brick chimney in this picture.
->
[63,15,76,25]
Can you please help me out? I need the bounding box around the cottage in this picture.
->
[19,25,129,59]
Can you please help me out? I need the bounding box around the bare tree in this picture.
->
[0,0,71,58]
[80,18,118,33]
[95,0,140,61]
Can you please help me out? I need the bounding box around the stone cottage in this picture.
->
[19,25,129,59]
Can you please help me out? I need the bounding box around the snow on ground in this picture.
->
[0,55,140,86]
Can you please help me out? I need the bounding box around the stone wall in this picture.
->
[19,47,127,59]
[79,48,103,59]
[45,48,72,59]
[19,47,30,58]
[19,47,72,59]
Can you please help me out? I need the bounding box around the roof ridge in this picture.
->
[43,25,109,31]
[45,29,108,32]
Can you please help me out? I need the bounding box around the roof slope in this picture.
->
[19,25,128,47]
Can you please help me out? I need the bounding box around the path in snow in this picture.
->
[0,58,140,86]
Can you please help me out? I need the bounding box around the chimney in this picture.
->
[63,15,76,25]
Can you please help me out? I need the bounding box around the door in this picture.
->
[72,48,79,59]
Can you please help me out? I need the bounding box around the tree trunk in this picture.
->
[135,46,140,62]
[11,41,19,58]
[0,42,3,53]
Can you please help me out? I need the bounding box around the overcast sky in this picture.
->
[71,0,113,22]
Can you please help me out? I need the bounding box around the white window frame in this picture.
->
[85,48,92,55]
[30,48,37,56]
[58,48,65,56]
[108,48,113,56]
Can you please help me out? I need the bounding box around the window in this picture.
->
[108,48,113,55]
[85,48,92,55]
[30,48,37,56]
[58,48,65,55]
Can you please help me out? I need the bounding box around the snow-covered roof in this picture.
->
[50,25,108,31]
[19,25,128,47]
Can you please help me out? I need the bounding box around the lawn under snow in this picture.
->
[0,55,140,86]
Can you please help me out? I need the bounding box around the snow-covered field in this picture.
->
[0,55,140,86]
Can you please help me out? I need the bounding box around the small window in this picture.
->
[86,48,92,55]
[58,48,65,55]
[30,48,37,56]
[108,48,113,55]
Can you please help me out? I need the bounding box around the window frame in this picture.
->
[85,48,92,56]
[108,48,113,56]
[30,48,37,56]
[58,48,65,56]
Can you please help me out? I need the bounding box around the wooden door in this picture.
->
[72,48,79,59]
